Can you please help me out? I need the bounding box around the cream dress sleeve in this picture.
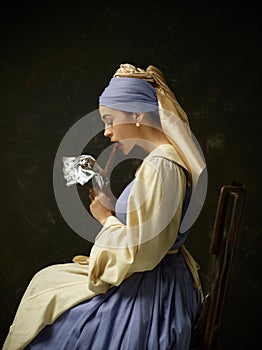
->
[87,150,186,293]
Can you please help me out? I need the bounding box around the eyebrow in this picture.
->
[101,114,113,120]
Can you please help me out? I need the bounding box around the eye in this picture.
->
[105,120,113,127]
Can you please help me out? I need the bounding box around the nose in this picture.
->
[104,126,113,138]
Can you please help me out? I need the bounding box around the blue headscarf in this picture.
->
[99,77,158,112]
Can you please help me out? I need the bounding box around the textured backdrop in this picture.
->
[0,1,261,348]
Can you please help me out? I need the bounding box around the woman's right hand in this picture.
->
[89,188,116,225]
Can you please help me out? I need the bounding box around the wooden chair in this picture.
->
[190,181,246,350]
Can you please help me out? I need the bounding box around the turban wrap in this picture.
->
[99,77,158,112]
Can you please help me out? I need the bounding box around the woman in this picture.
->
[3,63,206,350]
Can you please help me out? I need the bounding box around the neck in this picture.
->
[136,125,171,153]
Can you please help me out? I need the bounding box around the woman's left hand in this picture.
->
[89,189,114,225]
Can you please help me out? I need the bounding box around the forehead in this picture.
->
[99,106,129,119]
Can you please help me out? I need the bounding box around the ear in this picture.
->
[133,112,144,123]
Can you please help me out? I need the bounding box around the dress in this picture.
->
[3,145,202,350]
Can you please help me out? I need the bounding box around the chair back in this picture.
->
[190,182,246,350]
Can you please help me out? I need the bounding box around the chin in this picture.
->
[121,147,130,155]
[120,143,135,155]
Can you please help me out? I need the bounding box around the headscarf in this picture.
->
[99,77,158,112]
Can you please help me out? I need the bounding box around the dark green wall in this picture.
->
[1,1,261,348]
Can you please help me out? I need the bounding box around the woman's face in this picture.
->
[99,106,140,155]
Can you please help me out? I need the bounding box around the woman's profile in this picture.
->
[3,63,206,350]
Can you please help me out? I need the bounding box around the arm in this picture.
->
[87,155,186,294]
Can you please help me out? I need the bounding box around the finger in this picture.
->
[89,193,95,202]
[89,188,96,201]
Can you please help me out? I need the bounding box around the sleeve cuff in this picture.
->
[103,215,123,227]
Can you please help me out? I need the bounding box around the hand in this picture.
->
[89,188,115,225]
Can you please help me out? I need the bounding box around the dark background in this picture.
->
[0,0,261,348]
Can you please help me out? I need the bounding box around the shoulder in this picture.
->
[135,144,187,183]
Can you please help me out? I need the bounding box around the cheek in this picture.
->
[115,123,135,137]
[113,124,125,138]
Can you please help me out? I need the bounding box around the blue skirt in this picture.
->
[25,252,201,350]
